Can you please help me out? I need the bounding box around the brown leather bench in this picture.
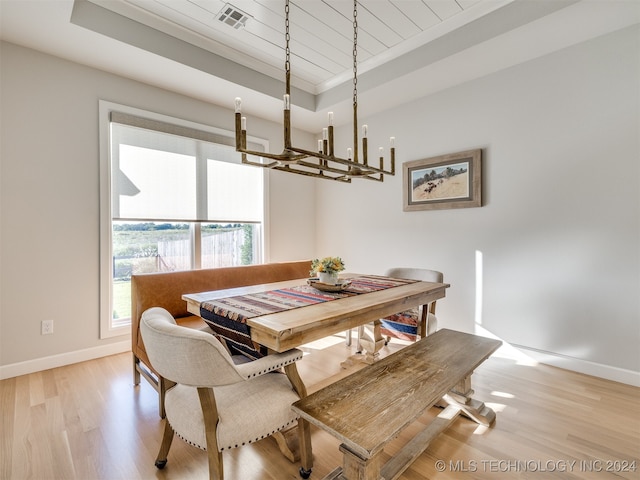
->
[131,260,311,417]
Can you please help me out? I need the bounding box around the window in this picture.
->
[100,103,267,338]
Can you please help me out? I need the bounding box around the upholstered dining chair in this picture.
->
[357,268,444,350]
[140,307,313,480]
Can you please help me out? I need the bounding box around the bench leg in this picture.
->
[133,355,141,385]
[133,354,177,419]
[339,444,382,480]
[440,375,496,427]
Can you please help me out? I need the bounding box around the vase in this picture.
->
[318,272,339,285]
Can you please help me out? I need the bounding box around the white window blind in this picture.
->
[100,106,266,339]
[110,112,263,223]
[207,159,263,222]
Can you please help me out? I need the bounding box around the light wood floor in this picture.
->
[1,333,639,480]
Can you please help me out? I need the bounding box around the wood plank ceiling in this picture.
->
[92,0,489,94]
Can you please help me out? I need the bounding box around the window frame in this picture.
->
[98,101,270,339]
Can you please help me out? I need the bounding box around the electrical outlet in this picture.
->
[41,319,54,335]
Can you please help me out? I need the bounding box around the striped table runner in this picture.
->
[200,275,416,359]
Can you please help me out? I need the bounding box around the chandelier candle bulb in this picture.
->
[234,97,242,113]
[347,147,352,159]
[362,124,368,137]
[318,139,323,152]
[322,128,328,140]
[390,136,395,148]
[328,112,334,126]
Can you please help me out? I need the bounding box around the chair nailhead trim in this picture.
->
[174,431,206,451]
[218,418,298,451]
[243,355,303,379]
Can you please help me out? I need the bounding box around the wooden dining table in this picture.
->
[183,274,450,470]
[182,274,449,356]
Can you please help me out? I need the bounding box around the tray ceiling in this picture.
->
[1,0,638,130]
[85,0,504,94]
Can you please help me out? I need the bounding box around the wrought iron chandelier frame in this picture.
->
[234,0,395,182]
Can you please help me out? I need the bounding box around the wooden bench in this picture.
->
[291,329,502,480]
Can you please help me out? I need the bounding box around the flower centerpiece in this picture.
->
[310,257,345,285]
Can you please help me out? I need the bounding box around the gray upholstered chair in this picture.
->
[357,268,443,350]
[140,307,313,480]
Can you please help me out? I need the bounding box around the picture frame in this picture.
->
[403,149,482,211]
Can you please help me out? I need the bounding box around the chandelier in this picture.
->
[233,0,395,182]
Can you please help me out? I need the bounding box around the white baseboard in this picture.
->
[512,343,640,387]
[2,338,637,387]
[0,341,131,380]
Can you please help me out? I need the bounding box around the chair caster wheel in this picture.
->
[155,459,167,470]
[299,466,312,478]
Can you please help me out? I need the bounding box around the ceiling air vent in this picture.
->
[217,4,251,29]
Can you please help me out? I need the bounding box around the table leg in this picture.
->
[356,320,386,364]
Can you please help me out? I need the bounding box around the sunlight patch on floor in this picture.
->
[473,424,490,435]
[485,402,507,413]
[301,333,350,352]
[490,391,514,399]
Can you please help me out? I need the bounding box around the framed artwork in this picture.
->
[403,149,482,211]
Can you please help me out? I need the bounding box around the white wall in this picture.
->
[2,25,638,385]
[0,42,316,373]
[317,26,640,384]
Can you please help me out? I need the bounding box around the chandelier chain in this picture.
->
[353,0,358,105]
[285,0,290,75]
